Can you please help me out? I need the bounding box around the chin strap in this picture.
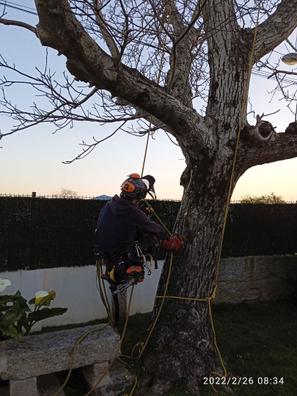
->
[147,190,156,200]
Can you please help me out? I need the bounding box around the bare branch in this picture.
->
[0,17,37,34]
[34,0,211,152]
[163,0,205,104]
[268,69,297,79]
[286,38,297,52]
[93,0,119,59]
[62,120,126,164]
[239,131,297,174]
[174,0,207,48]
[253,0,297,61]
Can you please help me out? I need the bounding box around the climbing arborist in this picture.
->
[95,173,183,294]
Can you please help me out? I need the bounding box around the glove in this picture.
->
[161,235,183,253]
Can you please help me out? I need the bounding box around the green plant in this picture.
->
[239,193,286,204]
[0,279,67,339]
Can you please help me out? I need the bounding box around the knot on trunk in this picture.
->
[241,120,275,144]
[285,121,297,135]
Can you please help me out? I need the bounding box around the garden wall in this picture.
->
[1,255,296,329]
[1,196,296,328]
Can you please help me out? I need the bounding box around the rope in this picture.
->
[52,326,109,396]
[96,259,113,323]
[143,199,172,236]
[140,47,165,178]
[83,285,135,396]
[135,252,174,359]
[213,3,261,287]
[140,131,151,177]
[207,3,262,391]
[156,285,217,302]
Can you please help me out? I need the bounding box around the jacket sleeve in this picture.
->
[134,207,168,240]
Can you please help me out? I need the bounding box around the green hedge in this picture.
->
[0,197,296,271]
[222,204,297,257]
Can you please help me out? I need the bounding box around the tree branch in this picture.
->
[203,0,238,40]
[34,0,212,153]
[237,126,297,175]
[93,0,120,59]
[0,18,37,34]
[164,0,206,104]
[253,0,297,61]
[62,120,126,164]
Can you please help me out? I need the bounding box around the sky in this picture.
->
[0,2,297,201]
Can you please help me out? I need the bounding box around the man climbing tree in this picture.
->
[95,172,182,294]
[1,1,297,394]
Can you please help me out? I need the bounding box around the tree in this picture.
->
[240,192,286,203]
[57,188,78,198]
[1,1,297,394]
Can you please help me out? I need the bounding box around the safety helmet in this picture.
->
[120,173,156,200]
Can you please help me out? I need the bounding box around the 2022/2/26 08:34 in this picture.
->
[202,376,284,386]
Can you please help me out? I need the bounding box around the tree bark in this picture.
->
[138,158,234,395]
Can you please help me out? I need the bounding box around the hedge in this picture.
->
[0,197,296,271]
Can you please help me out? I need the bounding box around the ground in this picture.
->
[1,300,295,395]
[122,300,297,396]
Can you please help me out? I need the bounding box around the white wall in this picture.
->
[1,255,296,330]
[0,262,164,330]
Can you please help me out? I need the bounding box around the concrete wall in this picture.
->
[1,255,297,330]
[0,265,107,329]
[216,255,297,303]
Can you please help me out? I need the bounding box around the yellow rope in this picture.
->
[83,285,135,396]
[137,252,174,359]
[128,377,139,396]
[156,285,217,302]
[96,259,113,323]
[142,199,172,236]
[51,260,113,396]
[52,326,109,396]
[122,253,174,395]
[207,4,262,392]
[213,3,261,287]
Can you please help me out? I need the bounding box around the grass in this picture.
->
[122,300,297,396]
[32,300,296,395]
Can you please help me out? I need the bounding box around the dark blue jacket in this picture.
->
[95,195,166,257]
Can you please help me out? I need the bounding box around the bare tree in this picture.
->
[57,188,78,198]
[1,1,297,394]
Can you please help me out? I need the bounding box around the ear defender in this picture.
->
[121,181,136,193]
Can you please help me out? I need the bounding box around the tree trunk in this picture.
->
[137,159,234,395]
[135,36,251,393]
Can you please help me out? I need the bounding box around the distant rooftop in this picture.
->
[94,194,112,201]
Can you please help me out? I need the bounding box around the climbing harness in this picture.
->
[97,241,155,297]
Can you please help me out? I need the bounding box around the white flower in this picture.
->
[0,278,12,292]
[34,290,49,305]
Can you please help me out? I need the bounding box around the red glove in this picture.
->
[161,235,183,253]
